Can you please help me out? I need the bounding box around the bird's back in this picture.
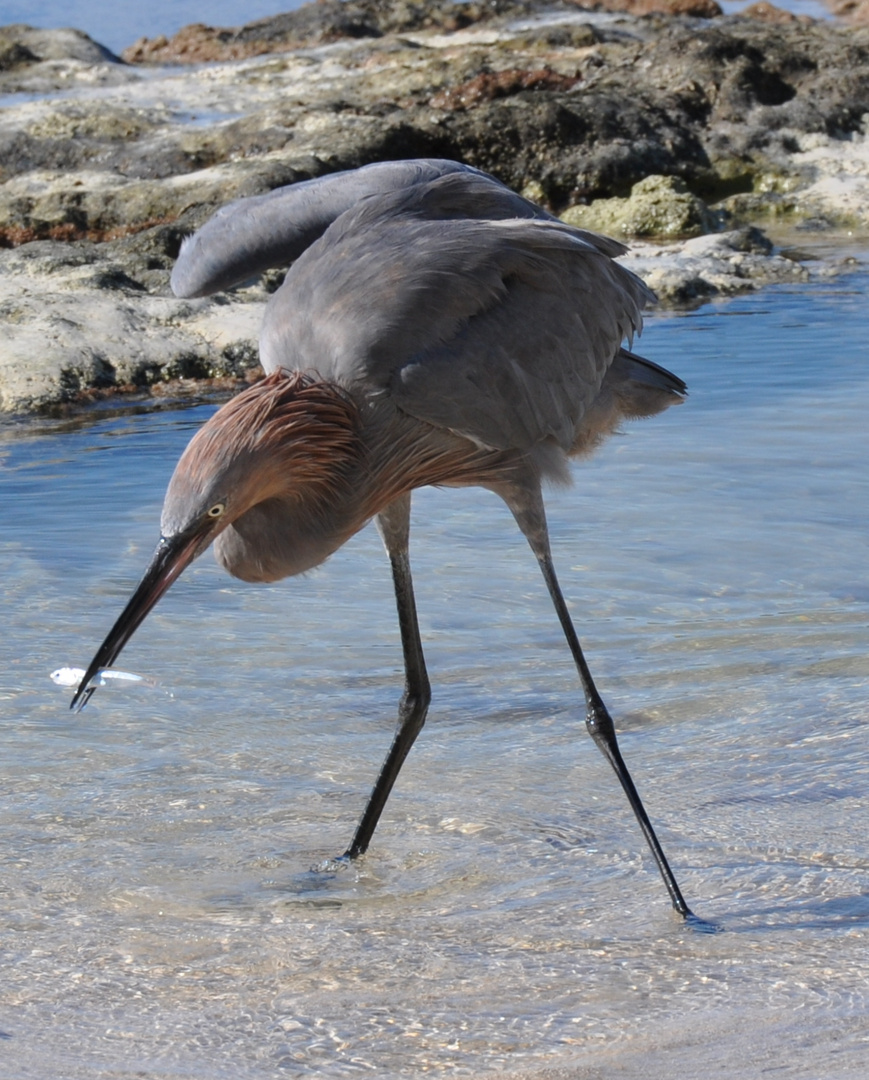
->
[258,171,662,454]
[171,159,510,298]
[173,161,683,461]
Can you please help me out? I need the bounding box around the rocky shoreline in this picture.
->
[0,1,867,414]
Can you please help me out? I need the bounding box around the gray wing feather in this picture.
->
[613,349,687,400]
[258,171,653,451]
[172,159,509,298]
[170,159,628,298]
[389,226,650,450]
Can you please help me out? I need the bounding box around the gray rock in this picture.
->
[0,239,262,413]
[619,227,809,304]
[0,24,131,94]
[560,175,721,239]
[0,2,866,413]
[0,24,121,65]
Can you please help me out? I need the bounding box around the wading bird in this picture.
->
[72,159,709,928]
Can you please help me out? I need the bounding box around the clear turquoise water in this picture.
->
[1,268,868,1077]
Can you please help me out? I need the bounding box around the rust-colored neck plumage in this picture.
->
[357,412,513,519]
[168,369,521,583]
[167,369,524,584]
[194,369,511,516]
[180,370,361,508]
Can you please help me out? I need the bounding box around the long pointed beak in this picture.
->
[70,529,206,712]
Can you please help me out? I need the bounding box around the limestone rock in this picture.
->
[0,1,866,413]
[560,175,720,239]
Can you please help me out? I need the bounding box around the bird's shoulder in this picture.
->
[259,176,653,451]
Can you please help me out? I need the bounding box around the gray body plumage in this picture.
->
[76,160,704,925]
[171,159,542,298]
[172,159,683,469]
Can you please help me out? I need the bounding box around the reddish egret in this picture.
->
[72,160,710,929]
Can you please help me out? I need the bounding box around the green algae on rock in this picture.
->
[1,3,868,413]
[560,175,720,239]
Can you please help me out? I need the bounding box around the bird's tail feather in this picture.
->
[570,348,686,458]
[616,348,687,401]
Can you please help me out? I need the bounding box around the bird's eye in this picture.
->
[206,501,226,519]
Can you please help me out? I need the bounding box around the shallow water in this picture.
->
[1,264,868,1077]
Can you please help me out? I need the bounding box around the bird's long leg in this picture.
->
[344,493,431,859]
[500,480,695,921]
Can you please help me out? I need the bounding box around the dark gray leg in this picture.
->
[501,480,702,923]
[344,493,431,859]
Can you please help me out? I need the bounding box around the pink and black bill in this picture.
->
[69,528,207,712]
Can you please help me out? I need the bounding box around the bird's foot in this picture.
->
[681,910,722,935]
[311,853,357,875]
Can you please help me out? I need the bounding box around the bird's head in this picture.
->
[70,371,358,711]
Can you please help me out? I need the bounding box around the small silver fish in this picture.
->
[50,666,145,689]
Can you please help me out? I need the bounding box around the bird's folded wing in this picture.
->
[170,159,491,298]
[391,224,653,451]
[261,202,653,452]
